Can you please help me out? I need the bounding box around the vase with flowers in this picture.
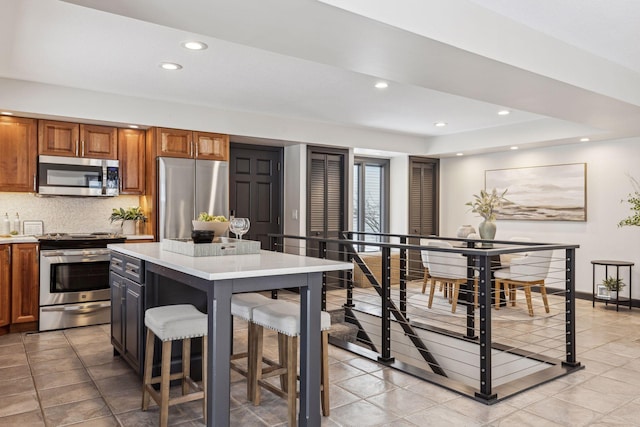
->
[465,188,509,241]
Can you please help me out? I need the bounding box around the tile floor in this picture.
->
[2,296,640,426]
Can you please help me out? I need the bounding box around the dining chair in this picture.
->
[421,240,472,312]
[494,250,553,316]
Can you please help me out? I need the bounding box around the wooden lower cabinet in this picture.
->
[0,245,11,328]
[11,243,39,324]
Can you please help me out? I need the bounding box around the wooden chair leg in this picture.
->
[540,283,550,313]
[428,279,436,308]
[182,338,191,395]
[247,322,259,401]
[287,336,298,427]
[160,340,172,427]
[141,329,155,411]
[422,269,428,293]
[509,283,517,306]
[524,285,534,317]
[451,283,460,313]
[202,336,207,425]
[321,330,330,416]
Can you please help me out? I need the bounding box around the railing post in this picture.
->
[475,253,496,401]
[344,232,355,308]
[378,246,394,362]
[465,241,477,340]
[399,236,408,320]
[563,248,580,367]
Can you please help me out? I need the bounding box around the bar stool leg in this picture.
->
[278,332,288,392]
[252,324,264,406]
[142,329,155,411]
[287,335,297,427]
[182,338,191,395]
[160,340,172,427]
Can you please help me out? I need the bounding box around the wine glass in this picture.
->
[229,218,250,240]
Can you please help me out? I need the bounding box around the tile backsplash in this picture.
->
[0,192,142,234]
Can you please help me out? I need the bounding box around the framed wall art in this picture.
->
[485,163,586,221]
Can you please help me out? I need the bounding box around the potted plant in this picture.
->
[602,276,625,299]
[618,175,640,227]
[109,207,147,235]
[465,188,509,240]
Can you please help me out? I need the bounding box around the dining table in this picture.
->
[108,242,353,427]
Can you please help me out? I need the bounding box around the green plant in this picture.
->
[602,276,625,292]
[109,207,147,223]
[465,188,509,221]
[196,212,228,222]
[618,175,640,227]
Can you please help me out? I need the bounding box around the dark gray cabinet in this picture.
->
[110,252,145,374]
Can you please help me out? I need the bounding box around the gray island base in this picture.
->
[108,242,352,427]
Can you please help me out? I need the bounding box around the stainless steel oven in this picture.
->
[38,234,125,331]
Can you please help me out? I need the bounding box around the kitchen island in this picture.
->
[107,242,352,427]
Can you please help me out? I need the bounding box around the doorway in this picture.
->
[407,156,439,279]
[306,146,349,262]
[229,143,283,249]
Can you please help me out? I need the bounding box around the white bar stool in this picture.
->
[230,292,279,400]
[141,304,208,427]
[250,300,331,426]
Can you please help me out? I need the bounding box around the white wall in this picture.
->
[440,137,640,295]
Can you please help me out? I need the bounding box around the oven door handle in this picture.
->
[41,302,111,313]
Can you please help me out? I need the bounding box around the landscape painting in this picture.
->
[485,163,586,221]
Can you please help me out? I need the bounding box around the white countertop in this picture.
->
[108,242,353,281]
[0,235,38,244]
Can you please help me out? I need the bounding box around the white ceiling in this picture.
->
[1,0,639,157]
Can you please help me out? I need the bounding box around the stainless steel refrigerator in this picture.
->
[158,157,229,240]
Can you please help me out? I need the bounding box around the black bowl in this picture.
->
[191,230,215,244]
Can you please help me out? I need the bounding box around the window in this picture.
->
[353,157,389,251]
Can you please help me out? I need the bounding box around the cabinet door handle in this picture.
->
[195,140,199,157]
[190,140,194,157]
[81,140,85,157]
[75,140,79,156]
[33,174,36,191]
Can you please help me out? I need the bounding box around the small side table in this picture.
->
[591,260,634,311]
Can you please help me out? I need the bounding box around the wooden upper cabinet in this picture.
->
[156,128,193,158]
[38,120,79,157]
[81,124,118,159]
[39,120,117,159]
[11,243,39,324]
[155,128,229,161]
[118,128,146,195]
[0,116,37,192]
[194,132,229,161]
[0,245,10,328]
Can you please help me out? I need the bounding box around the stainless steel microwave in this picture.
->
[38,155,119,197]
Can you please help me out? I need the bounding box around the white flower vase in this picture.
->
[609,290,618,300]
[121,220,136,235]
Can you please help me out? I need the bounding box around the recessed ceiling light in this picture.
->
[580,137,590,142]
[128,125,139,129]
[374,81,388,89]
[160,62,182,70]
[510,146,519,150]
[456,152,464,156]
[1,111,13,115]
[434,122,447,127]
[498,110,510,116]
[182,41,208,51]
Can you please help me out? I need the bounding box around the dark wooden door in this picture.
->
[229,144,283,249]
[307,147,348,262]
[408,157,439,279]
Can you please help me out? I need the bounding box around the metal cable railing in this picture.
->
[268,232,583,403]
